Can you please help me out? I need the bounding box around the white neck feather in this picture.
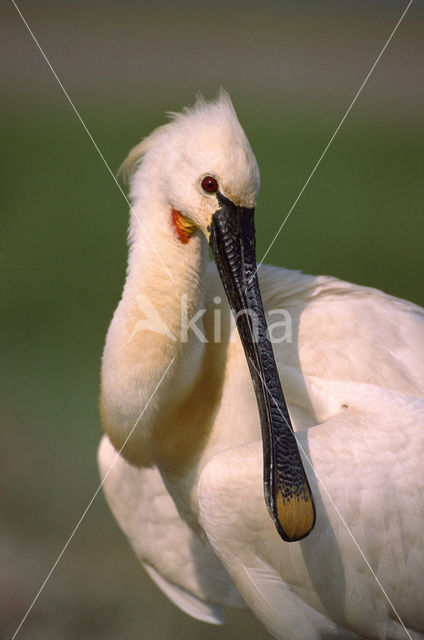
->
[100,186,209,466]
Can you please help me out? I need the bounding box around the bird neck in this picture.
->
[100,191,210,467]
[128,188,208,326]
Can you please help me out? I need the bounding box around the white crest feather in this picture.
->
[118,89,239,185]
[117,123,168,184]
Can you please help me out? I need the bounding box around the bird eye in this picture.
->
[201,175,218,194]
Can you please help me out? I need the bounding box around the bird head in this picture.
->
[120,89,260,238]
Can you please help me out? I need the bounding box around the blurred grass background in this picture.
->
[1,1,423,638]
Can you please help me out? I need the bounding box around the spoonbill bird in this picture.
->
[98,92,424,640]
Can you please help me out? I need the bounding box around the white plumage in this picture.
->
[98,92,424,639]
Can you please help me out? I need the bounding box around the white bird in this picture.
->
[98,92,424,640]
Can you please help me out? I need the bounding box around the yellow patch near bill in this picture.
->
[171,209,197,244]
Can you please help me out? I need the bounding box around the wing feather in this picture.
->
[98,436,245,623]
[198,385,424,639]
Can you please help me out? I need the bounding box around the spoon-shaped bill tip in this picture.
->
[275,483,315,542]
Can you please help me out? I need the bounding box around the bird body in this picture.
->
[99,93,424,639]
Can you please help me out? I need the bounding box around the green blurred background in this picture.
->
[1,1,423,638]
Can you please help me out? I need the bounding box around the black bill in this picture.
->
[208,192,316,542]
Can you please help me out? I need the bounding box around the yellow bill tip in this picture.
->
[276,488,316,542]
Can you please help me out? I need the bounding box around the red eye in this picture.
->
[201,175,218,194]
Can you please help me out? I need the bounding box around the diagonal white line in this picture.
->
[11,0,175,283]
[252,0,414,282]
[11,358,175,640]
[248,356,413,640]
